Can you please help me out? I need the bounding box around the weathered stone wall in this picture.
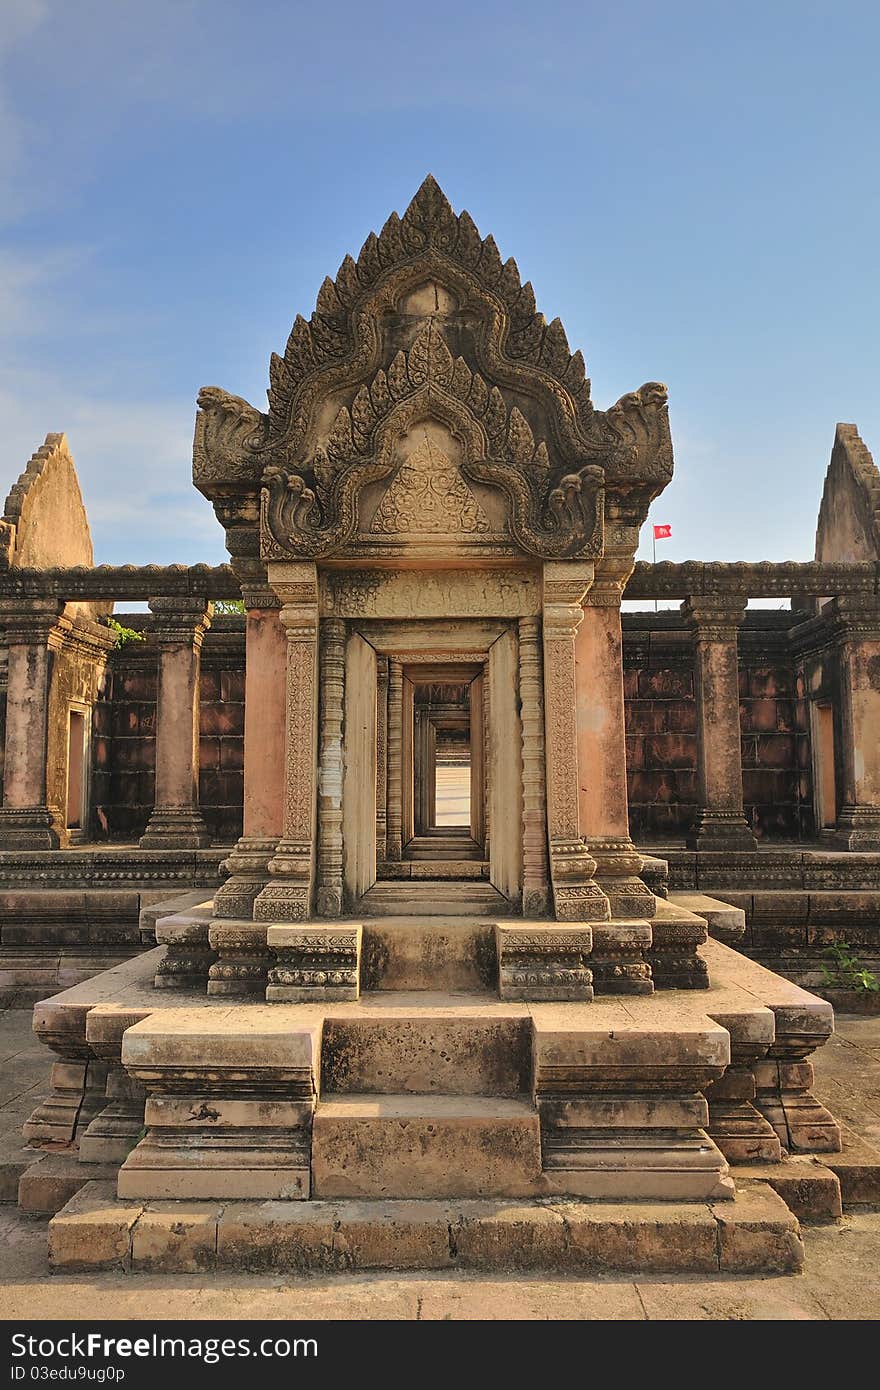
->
[91,616,245,843]
[623,611,814,842]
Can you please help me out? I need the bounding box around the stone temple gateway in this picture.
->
[6,177,880,1274]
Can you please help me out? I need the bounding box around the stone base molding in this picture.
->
[0,806,63,851]
[589,921,654,995]
[827,804,880,852]
[495,924,593,1001]
[212,837,278,918]
[207,920,271,996]
[687,809,759,852]
[589,836,656,919]
[117,1009,318,1200]
[532,1004,734,1201]
[265,923,362,1002]
[139,807,212,850]
[647,901,709,989]
[153,906,216,989]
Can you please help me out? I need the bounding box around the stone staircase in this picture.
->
[314,999,539,1199]
[358,881,512,917]
[23,924,873,1275]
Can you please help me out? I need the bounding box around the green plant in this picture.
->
[103,616,145,648]
[820,941,880,993]
[213,598,246,614]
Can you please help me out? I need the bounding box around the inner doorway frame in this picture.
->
[337,619,523,909]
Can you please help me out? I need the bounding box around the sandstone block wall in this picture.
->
[90,617,245,843]
[623,611,814,843]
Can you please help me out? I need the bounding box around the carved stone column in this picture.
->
[385,657,404,860]
[214,580,286,918]
[253,564,319,922]
[541,562,610,922]
[518,617,550,916]
[575,564,654,918]
[139,598,213,849]
[826,596,880,849]
[316,616,346,915]
[0,599,68,848]
[375,655,389,861]
[683,596,757,851]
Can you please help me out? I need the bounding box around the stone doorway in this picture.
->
[333,621,524,914]
[405,667,483,868]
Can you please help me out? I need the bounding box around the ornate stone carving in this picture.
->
[253,578,319,923]
[370,435,490,536]
[496,924,593,1001]
[375,656,389,860]
[316,617,346,916]
[385,658,404,861]
[260,322,606,560]
[589,921,654,995]
[541,563,610,921]
[518,617,550,916]
[266,924,362,1002]
[207,920,272,996]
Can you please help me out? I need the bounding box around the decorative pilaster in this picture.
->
[376,655,389,861]
[139,597,213,849]
[214,578,286,918]
[683,596,757,851]
[826,596,880,849]
[576,565,654,918]
[385,658,404,861]
[253,564,320,923]
[518,617,550,917]
[0,599,68,848]
[542,563,610,922]
[316,617,346,915]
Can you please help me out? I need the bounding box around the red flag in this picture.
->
[653,524,672,540]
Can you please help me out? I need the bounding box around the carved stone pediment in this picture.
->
[193,176,674,562]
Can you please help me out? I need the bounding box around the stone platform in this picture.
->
[49,1179,803,1275]
[15,921,867,1274]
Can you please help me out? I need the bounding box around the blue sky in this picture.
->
[1,0,878,566]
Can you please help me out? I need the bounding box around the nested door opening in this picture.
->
[340,624,525,908]
[405,668,484,863]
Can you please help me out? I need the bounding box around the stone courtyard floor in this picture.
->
[1,1001,879,1320]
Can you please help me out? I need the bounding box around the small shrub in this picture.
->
[103,617,145,648]
[821,941,880,993]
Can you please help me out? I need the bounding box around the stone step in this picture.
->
[359,882,513,917]
[379,861,488,878]
[361,917,496,991]
[48,1179,804,1275]
[311,1094,542,1198]
[321,1008,531,1095]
